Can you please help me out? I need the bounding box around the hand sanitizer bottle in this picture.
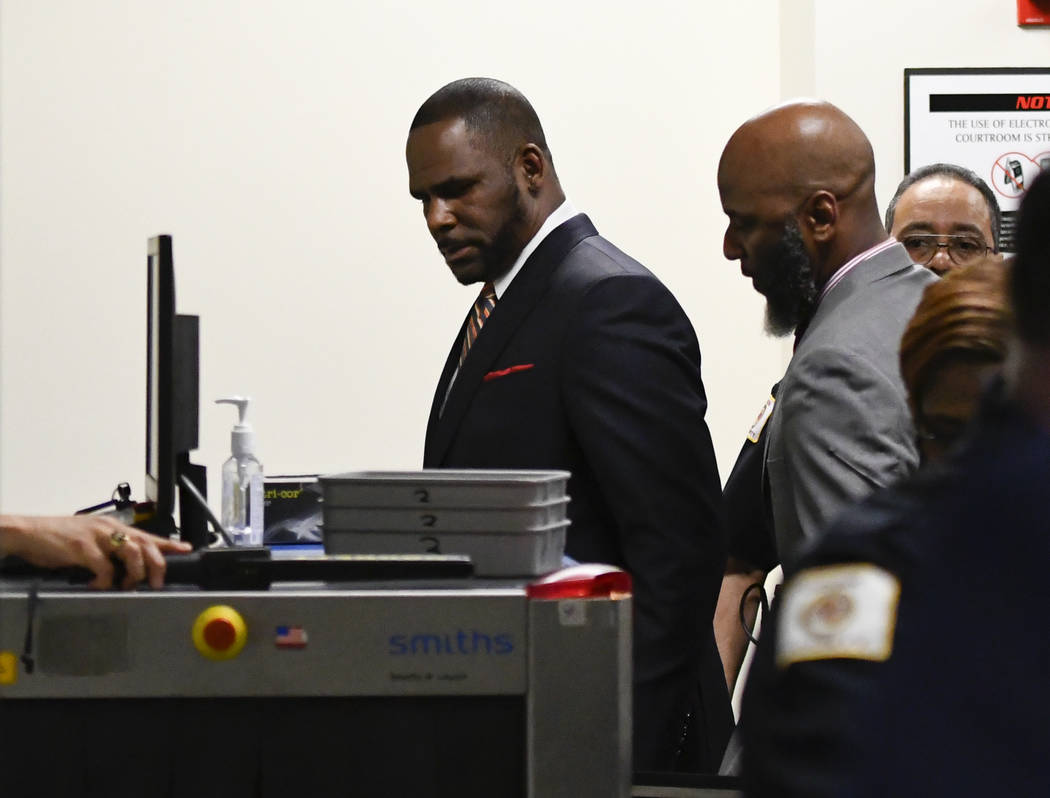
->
[216,396,264,546]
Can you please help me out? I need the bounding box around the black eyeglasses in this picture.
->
[899,234,992,266]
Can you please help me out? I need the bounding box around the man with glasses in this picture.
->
[885,163,1001,276]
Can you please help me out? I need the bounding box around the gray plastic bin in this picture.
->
[323,520,569,577]
[323,498,568,532]
[320,470,570,508]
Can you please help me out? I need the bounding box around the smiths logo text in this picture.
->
[389,629,514,656]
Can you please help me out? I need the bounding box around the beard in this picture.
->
[478,178,529,284]
[762,219,819,338]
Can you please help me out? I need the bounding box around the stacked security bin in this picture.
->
[319,470,571,577]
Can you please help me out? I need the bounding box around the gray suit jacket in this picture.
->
[765,242,937,570]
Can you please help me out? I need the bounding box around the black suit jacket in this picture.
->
[425,214,732,771]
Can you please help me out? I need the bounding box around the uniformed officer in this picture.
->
[739,169,1050,796]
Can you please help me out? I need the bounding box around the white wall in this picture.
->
[808,0,1050,216]
[0,1,787,514]
[9,2,1039,519]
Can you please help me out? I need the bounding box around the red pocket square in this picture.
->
[483,363,535,382]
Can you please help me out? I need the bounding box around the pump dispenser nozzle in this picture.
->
[217,396,251,425]
[216,396,256,457]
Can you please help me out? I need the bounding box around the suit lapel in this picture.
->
[423,213,598,465]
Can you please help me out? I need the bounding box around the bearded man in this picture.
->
[407,78,731,771]
[717,100,936,574]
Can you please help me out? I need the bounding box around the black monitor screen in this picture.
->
[144,234,204,545]
[145,235,175,517]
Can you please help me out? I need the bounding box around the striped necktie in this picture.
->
[458,281,496,369]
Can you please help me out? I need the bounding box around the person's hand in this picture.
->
[0,514,192,589]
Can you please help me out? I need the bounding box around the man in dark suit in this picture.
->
[406,78,731,772]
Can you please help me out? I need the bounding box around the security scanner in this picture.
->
[0,562,632,797]
[0,234,635,797]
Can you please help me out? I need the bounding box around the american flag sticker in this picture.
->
[275,625,309,649]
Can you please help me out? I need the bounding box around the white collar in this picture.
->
[492,200,578,298]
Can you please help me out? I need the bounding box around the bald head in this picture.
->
[718,101,887,294]
[720,100,878,214]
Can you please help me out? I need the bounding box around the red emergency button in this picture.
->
[192,605,248,660]
[203,618,237,650]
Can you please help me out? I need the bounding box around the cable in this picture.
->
[739,581,769,647]
[178,474,234,547]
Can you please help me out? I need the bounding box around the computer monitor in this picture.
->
[145,234,208,547]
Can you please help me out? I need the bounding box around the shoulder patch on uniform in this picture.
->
[776,563,900,668]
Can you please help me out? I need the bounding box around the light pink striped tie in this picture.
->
[459,281,496,368]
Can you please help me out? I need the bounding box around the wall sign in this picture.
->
[905,67,1050,251]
